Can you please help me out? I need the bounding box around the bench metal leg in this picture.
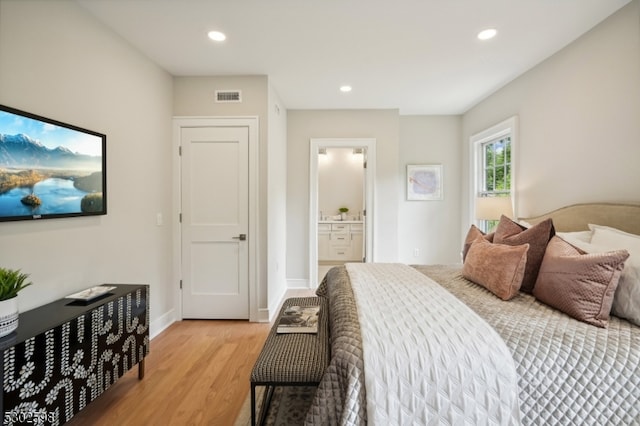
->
[252,384,275,426]
[251,384,256,426]
[261,385,275,425]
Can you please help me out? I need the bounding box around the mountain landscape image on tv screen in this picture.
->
[0,105,106,222]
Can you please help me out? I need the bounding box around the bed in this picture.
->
[305,203,640,425]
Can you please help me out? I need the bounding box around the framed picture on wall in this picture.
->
[407,164,443,201]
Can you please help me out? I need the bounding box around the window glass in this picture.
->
[478,136,512,231]
[470,116,517,232]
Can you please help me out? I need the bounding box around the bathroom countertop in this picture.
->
[318,220,363,224]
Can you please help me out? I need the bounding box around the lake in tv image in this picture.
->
[0,106,106,220]
[0,177,93,216]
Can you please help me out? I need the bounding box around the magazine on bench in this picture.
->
[277,305,320,334]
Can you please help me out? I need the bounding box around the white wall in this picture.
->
[398,116,463,264]
[0,0,175,336]
[462,1,640,225]
[287,110,400,283]
[267,83,288,316]
[318,148,365,219]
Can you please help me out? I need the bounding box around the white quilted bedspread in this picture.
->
[346,263,521,425]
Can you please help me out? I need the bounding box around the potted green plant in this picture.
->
[339,207,349,221]
[0,268,32,337]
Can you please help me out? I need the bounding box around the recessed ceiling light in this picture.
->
[339,85,352,93]
[477,28,497,41]
[208,31,226,42]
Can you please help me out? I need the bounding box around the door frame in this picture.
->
[309,138,376,288]
[173,116,259,321]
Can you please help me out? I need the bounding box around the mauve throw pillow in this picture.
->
[533,236,629,328]
[494,216,555,293]
[462,225,495,262]
[463,237,529,300]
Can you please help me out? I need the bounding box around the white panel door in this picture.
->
[181,126,249,319]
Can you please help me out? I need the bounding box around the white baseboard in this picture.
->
[150,308,176,339]
[264,284,287,322]
[286,278,310,289]
[150,281,311,328]
[257,280,315,323]
[256,308,271,323]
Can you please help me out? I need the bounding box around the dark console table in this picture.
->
[0,284,149,425]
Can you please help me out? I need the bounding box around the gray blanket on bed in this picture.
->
[307,264,640,425]
[417,265,640,425]
[305,265,367,425]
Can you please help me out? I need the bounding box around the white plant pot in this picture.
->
[0,297,19,337]
[340,212,347,221]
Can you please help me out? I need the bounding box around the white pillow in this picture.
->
[555,234,602,255]
[556,230,593,244]
[586,224,640,326]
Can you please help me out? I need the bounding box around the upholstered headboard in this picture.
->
[521,203,640,235]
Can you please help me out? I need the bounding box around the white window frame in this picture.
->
[469,116,518,228]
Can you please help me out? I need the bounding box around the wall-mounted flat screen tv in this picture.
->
[0,104,106,222]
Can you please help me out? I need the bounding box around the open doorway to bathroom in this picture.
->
[309,138,375,287]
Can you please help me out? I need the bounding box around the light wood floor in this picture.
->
[67,290,314,426]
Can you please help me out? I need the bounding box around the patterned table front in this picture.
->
[1,285,149,425]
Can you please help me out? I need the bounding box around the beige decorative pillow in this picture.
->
[494,216,555,293]
[533,236,629,328]
[462,225,494,261]
[463,237,529,301]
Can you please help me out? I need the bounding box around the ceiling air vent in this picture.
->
[215,90,242,103]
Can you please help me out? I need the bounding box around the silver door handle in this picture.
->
[232,234,247,241]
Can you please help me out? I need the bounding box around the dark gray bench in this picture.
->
[250,296,329,426]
